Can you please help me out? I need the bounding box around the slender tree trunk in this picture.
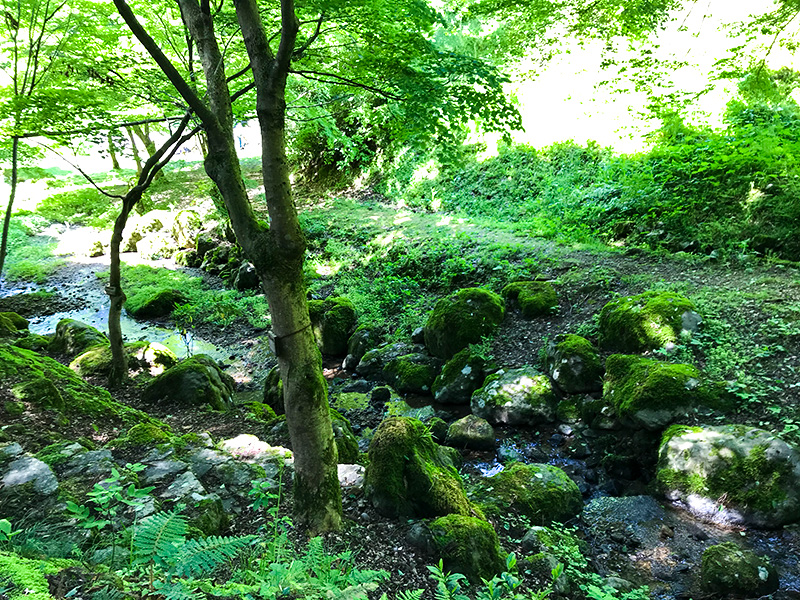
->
[0,136,20,279]
[131,124,164,180]
[108,130,121,170]
[125,126,143,175]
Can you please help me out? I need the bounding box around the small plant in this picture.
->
[0,519,20,545]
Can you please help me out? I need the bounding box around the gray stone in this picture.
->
[62,450,114,478]
[582,495,667,548]
[432,348,488,405]
[445,415,495,451]
[0,443,23,459]
[143,460,189,485]
[161,471,208,500]
[234,262,260,291]
[338,464,365,490]
[544,334,603,395]
[2,456,58,495]
[186,448,231,478]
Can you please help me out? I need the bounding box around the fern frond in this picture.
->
[305,536,327,575]
[396,590,424,600]
[90,585,128,600]
[152,579,204,600]
[132,509,188,568]
[173,534,256,578]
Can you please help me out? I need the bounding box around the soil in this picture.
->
[4,216,800,600]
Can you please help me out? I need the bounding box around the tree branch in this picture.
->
[292,13,324,60]
[290,69,402,99]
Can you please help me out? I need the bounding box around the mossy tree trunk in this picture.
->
[113,0,342,533]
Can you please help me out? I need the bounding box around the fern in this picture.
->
[173,535,256,578]
[90,586,128,600]
[395,590,425,600]
[132,509,188,569]
[151,579,205,600]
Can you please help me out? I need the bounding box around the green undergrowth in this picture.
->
[3,214,63,283]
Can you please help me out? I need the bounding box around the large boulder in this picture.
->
[70,341,177,378]
[429,515,505,582]
[473,462,582,524]
[432,348,489,405]
[603,355,701,430]
[445,415,495,451]
[545,334,603,395]
[471,367,557,426]
[343,325,383,371]
[424,288,504,360]
[365,417,473,518]
[382,353,441,395]
[172,209,203,249]
[308,296,357,356]
[142,355,234,410]
[502,281,558,318]
[598,291,700,353]
[701,542,779,597]
[125,288,189,319]
[48,319,107,357]
[657,424,800,527]
[0,445,59,521]
[356,342,414,378]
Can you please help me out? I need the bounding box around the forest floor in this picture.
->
[4,180,800,599]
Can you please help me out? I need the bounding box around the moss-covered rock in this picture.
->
[502,281,558,318]
[0,312,29,331]
[48,319,107,357]
[330,392,370,411]
[545,334,603,395]
[445,415,495,451]
[142,354,234,410]
[330,408,360,464]
[430,514,505,582]
[70,341,178,378]
[474,462,582,525]
[356,342,414,378]
[424,288,505,360]
[117,423,173,447]
[365,417,473,518]
[343,324,383,371]
[701,542,779,597]
[603,355,701,430]
[13,333,51,351]
[432,348,489,405]
[172,209,203,248]
[657,424,800,527]
[0,345,154,425]
[471,367,557,426]
[125,288,189,319]
[245,401,278,422]
[309,296,357,356]
[383,353,441,395]
[262,365,284,415]
[598,291,699,353]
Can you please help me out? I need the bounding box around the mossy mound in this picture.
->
[383,353,440,395]
[142,354,234,411]
[0,345,154,425]
[356,342,414,378]
[658,424,800,527]
[603,355,701,430]
[343,324,383,371]
[502,281,558,318]
[309,296,357,356]
[13,333,51,351]
[445,415,495,451]
[0,312,28,331]
[70,341,178,378]
[471,367,557,426]
[701,542,779,596]
[432,348,490,405]
[474,462,582,525]
[48,319,107,357]
[430,514,505,582]
[545,334,603,395]
[330,408,360,464]
[598,291,698,353]
[125,288,189,319]
[365,417,473,518]
[423,288,504,360]
[263,365,284,415]
[0,551,72,600]
[112,423,174,448]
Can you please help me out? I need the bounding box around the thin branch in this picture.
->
[291,69,402,99]
[293,13,324,59]
[20,115,192,139]
[227,62,252,82]
[35,141,126,200]
[230,81,255,103]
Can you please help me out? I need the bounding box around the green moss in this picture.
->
[424,288,505,359]
[12,377,64,411]
[48,319,107,357]
[702,542,778,596]
[383,354,437,395]
[598,291,696,352]
[659,424,704,454]
[125,288,188,319]
[309,296,357,355]
[0,345,156,426]
[330,408,360,464]
[35,441,85,467]
[142,354,233,411]
[119,423,172,447]
[4,400,25,416]
[430,514,505,582]
[246,401,278,422]
[13,333,51,351]
[190,497,230,536]
[263,365,284,414]
[70,341,177,378]
[474,463,582,525]
[502,281,558,318]
[0,552,53,600]
[0,314,19,338]
[0,312,29,331]
[604,354,700,417]
[365,417,473,518]
[330,392,370,411]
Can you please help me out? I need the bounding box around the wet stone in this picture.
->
[143,460,189,485]
[62,450,114,478]
[2,456,59,495]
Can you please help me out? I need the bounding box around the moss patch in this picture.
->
[701,542,778,597]
[125,288,188,318]
[430,514,505,582]
[383,353,438,395]
[0,551,76,600]
[502,281,558,318]
[309,296,357,355]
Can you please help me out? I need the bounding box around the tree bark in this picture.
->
[125,126,143,175]
[108,130,121,170]
[0,136,20,279]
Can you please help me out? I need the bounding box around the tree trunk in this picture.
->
[0,136,20,279]
[108,130,121,170]
[125,126,143,175]
[131,124,164,180]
